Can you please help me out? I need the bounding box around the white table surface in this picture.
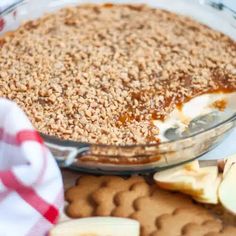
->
[214,0,236,10]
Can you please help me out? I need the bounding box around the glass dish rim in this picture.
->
[41,112,236,148]
[1,0,236,149]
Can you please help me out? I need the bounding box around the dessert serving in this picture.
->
[0,0,236,172]
[0,3,235,145]
[0,2,236,235]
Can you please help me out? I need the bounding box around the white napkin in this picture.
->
[0,99,64,236]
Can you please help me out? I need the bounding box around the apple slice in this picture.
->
[223,154,236,178]
[219,162,236,215]
[193,175,221,204]
[184,161,200,172]
[154,162,219,204]
[49,217,140,236]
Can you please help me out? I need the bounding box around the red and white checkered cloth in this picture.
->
[0,99,64,236]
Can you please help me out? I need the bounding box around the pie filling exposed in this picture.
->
[0,4,235,145]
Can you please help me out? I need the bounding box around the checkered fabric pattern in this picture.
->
[0,99,64,236]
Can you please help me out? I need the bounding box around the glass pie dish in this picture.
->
[0,0,236,174]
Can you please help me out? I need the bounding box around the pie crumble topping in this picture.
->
[0,4,235,145]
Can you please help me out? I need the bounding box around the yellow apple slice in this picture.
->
[219,163,236,215]
[49,217,140,236]
[193,175,221,204]
[184,161,200,172]
[154,163,218,195]
[154,163,219,204]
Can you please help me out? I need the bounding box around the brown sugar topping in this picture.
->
[212,99,227,111]
[0,4,235,145]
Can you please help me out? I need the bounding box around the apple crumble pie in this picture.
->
[0,4,235,144]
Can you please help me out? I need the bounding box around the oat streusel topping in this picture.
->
[0,4,235,145]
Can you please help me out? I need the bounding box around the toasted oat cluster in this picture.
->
[0,4,235,145]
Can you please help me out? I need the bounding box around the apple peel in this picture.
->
[223,154,236,178]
